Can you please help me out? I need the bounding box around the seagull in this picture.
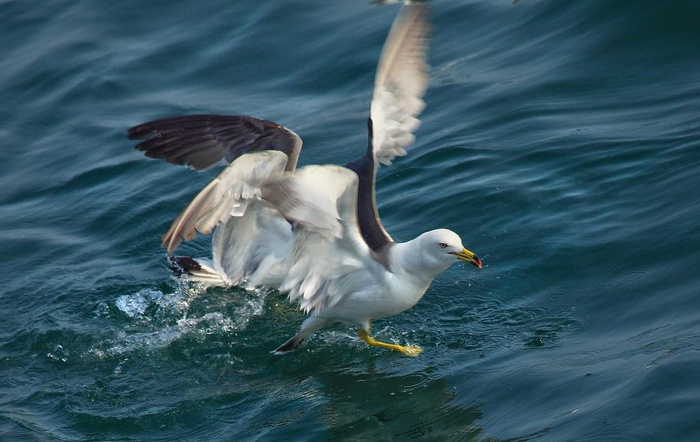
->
[127,4,482,356]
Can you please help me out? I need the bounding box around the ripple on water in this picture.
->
[615,270,649,285]
[427,279,590,354]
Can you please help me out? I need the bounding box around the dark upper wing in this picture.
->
[346,118,393,252]
[127,114,302,171]
[345,4,431,253]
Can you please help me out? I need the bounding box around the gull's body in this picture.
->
[128,4,482,356]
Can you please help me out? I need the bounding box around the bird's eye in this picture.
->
[439,242,448,248]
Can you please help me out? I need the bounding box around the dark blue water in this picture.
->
[2,1,699,440]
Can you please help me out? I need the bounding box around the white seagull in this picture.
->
[128,4,482,356]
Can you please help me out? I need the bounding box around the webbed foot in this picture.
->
[358,328,423,357]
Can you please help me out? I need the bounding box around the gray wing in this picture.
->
[160,151,289,254]
[371,3,430,165]
[127,114,302,171]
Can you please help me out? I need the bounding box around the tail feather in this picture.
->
[168,256,226,287]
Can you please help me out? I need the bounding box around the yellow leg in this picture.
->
[358,328,423,357]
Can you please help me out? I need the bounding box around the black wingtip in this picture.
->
[272,336,305,355]
[125,124,145,141]
[126,119,168,141]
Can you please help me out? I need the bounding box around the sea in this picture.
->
[1,1,699,440]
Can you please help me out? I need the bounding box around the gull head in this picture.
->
[419,229,482,269]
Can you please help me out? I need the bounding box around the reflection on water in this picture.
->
[319,369,485,440]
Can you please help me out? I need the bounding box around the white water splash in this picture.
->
[115,288,162,318]
[90,285,269,360]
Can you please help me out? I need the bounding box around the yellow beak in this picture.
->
[450,248,483,269]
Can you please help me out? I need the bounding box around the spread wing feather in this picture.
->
[162,151,288,253]
[128,114,302,171]
[262,166,382,314]
[371,4,431,166]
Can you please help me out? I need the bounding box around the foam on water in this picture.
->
[114,289,163,318]
[88,283,268,360]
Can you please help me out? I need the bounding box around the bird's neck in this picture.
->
[389,238,450,284]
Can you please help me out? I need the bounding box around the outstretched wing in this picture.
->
[346,4,431,252]
[162,151,288,253]
[370,3,431,166]
[127,114,302,171]
[262,165,381,314]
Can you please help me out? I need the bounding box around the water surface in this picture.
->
[1,0,699,440]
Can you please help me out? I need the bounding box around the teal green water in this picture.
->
[2,1,699,440]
